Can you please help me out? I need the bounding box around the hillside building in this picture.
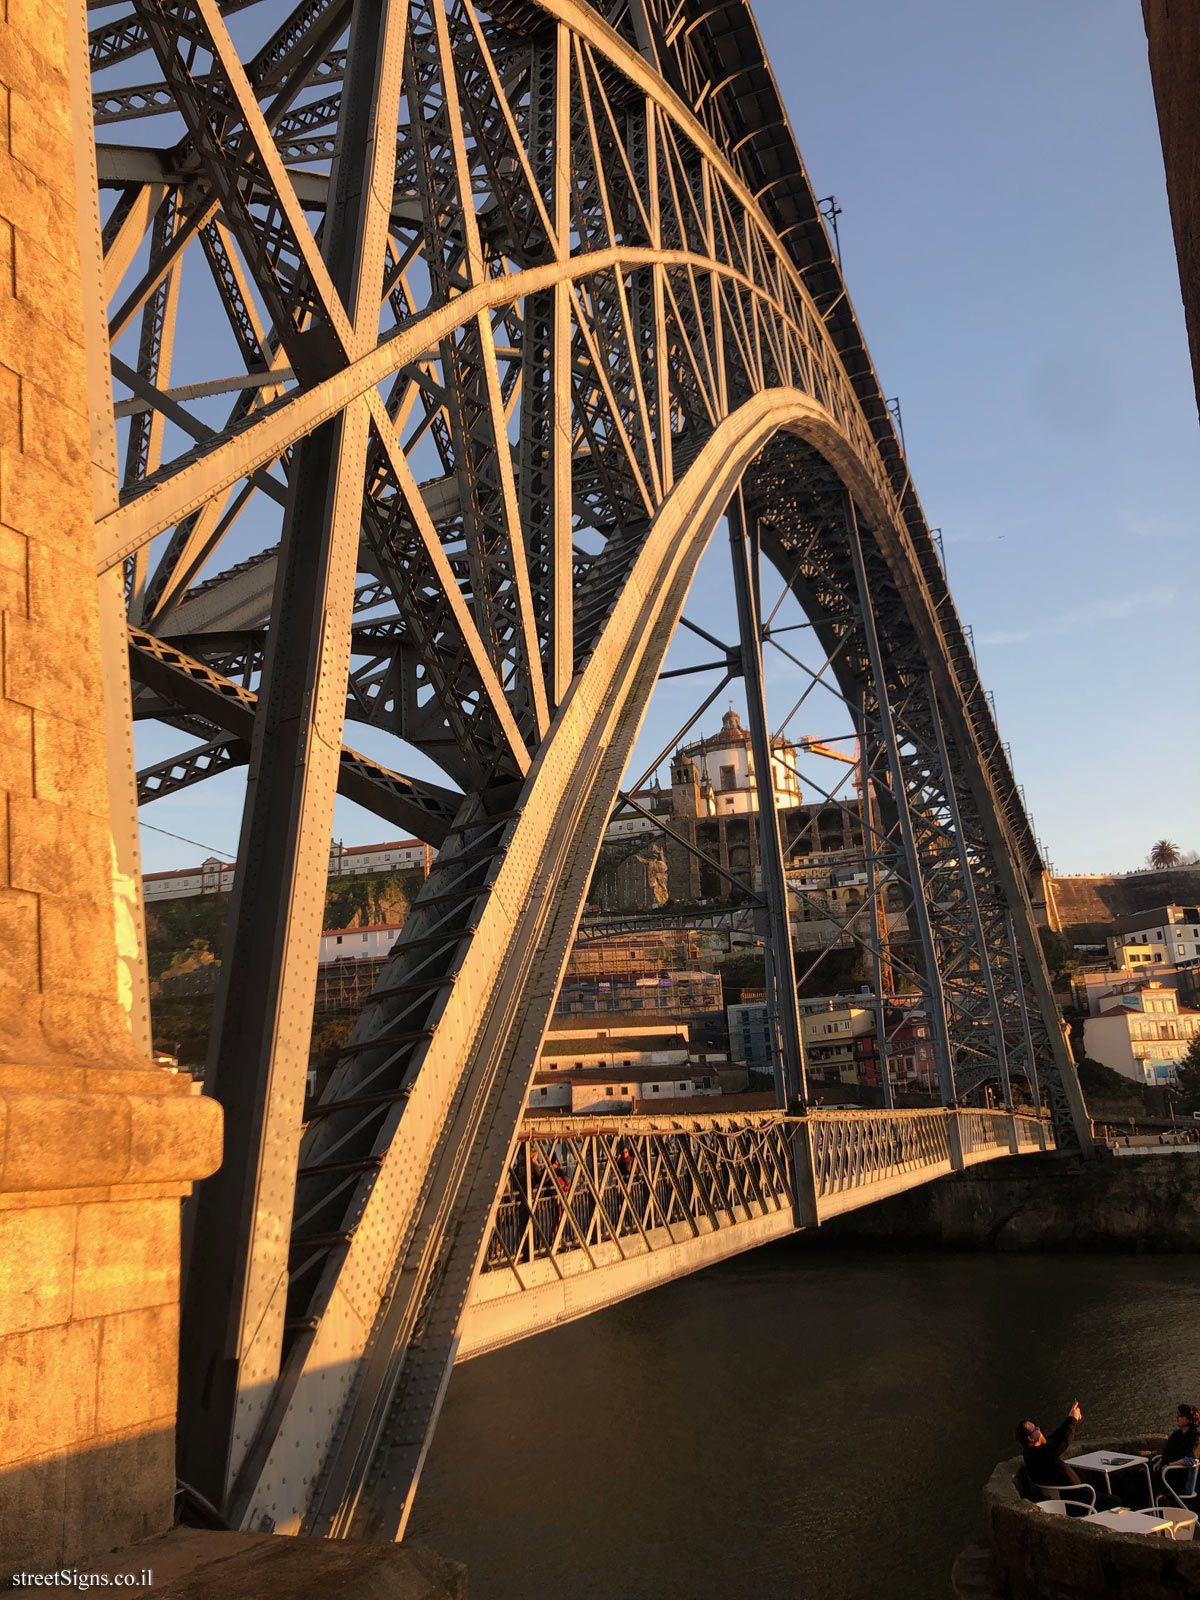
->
[1083,981,1200,1087]
[320,924,405,962]
[727,995,937,1094]
[527,1021,731,1115]
[554,970,722,1022]
[145,836,433,903]
[1108,905,1200,970]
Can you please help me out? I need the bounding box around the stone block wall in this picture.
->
[0,1071,220,1574]
[0,0,139,1073]
[0,0,223,1574]
[814,1149,1200,1251]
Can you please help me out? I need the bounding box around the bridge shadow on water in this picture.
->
[409,1244,1200,1600]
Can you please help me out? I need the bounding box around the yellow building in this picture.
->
[801,1002,877,1085]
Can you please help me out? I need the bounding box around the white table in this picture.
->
[1081,1509,1172,1536]
[1065,1450,1154,1505]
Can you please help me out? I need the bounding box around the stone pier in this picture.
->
[0,0,222,1574]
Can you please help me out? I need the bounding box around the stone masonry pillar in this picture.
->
[0,0,222,1575]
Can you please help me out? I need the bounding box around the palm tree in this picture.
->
[1149,839,1182,870]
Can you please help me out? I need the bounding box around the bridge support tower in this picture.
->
[0,0,221,1573]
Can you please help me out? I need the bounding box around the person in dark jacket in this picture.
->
[1161,1403,1200,1467]
[1016,1401,1121,1512]
[1153,1403,1200,1499]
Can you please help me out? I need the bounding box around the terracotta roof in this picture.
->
[534,1066,715,1085]
[336,839,423,856]
[631,1091,761,1115]
[541,1032,688,1057]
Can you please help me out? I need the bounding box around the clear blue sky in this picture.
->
[134,0,1198,878]
[750,0,1199,874]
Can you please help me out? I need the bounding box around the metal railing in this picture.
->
[809,1108,952,1198]
[481,1106,1054,1278]
[484,1114,794,1275]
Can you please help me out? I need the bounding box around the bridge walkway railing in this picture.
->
[459,1106,1052,1358]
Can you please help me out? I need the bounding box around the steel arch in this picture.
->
[80,0,1089,1541]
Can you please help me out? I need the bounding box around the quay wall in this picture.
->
[812,1151,1200,1251]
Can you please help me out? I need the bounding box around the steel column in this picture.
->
[728,489,807,1111]
[178,0,408,1506]
[925,675,1014,1111]
[1005,907,1043,1113]
[856,691,893,1109]
[843,496,955,1105]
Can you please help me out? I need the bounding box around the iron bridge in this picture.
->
[78,0,1093,1543]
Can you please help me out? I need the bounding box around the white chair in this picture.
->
[1153,1507,1197,1542]
[1027,1479,1097,1516]
[1032,1500,1069,1516]
[1156,1462,1199,1517]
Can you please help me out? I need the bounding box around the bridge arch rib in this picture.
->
[81,0,1087,1544]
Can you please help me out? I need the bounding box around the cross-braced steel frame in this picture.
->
[77,0,1091,1541]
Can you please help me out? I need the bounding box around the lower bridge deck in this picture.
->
[459,1107,1051,1358]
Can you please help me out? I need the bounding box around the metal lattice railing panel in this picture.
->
[483,1113,796,1278]
[809,1109,952,1198]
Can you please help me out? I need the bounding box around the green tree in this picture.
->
[1174,1035,1200,1109]
[1149,839,1182,869]
[1075,1055,1144,1107]
[1038,926,1073,980]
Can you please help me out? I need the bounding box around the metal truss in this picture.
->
[78,0,1091,1542]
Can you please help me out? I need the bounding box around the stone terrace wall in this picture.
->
[812,1151,1200,1251]
[985,1440,1200,1599]
[1050,870,1200,929]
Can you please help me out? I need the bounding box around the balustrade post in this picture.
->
[947,1110,966,1172]
[789,1118,820,1230]
[1006,1114,1020,1156]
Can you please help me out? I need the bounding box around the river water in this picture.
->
[408,1245,1200,1599]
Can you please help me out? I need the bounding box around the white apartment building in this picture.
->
[529,1022,727,1114]
[1083,982,1200,1087]
[327,838,433,878]
[143,856,236,902]
[144,836,433,903]
[1072,968,1183,1017]
[539,1022,727,1072]
[1108,906,1200,971]
[526,1067,722,1116]
[320,924,405,962]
